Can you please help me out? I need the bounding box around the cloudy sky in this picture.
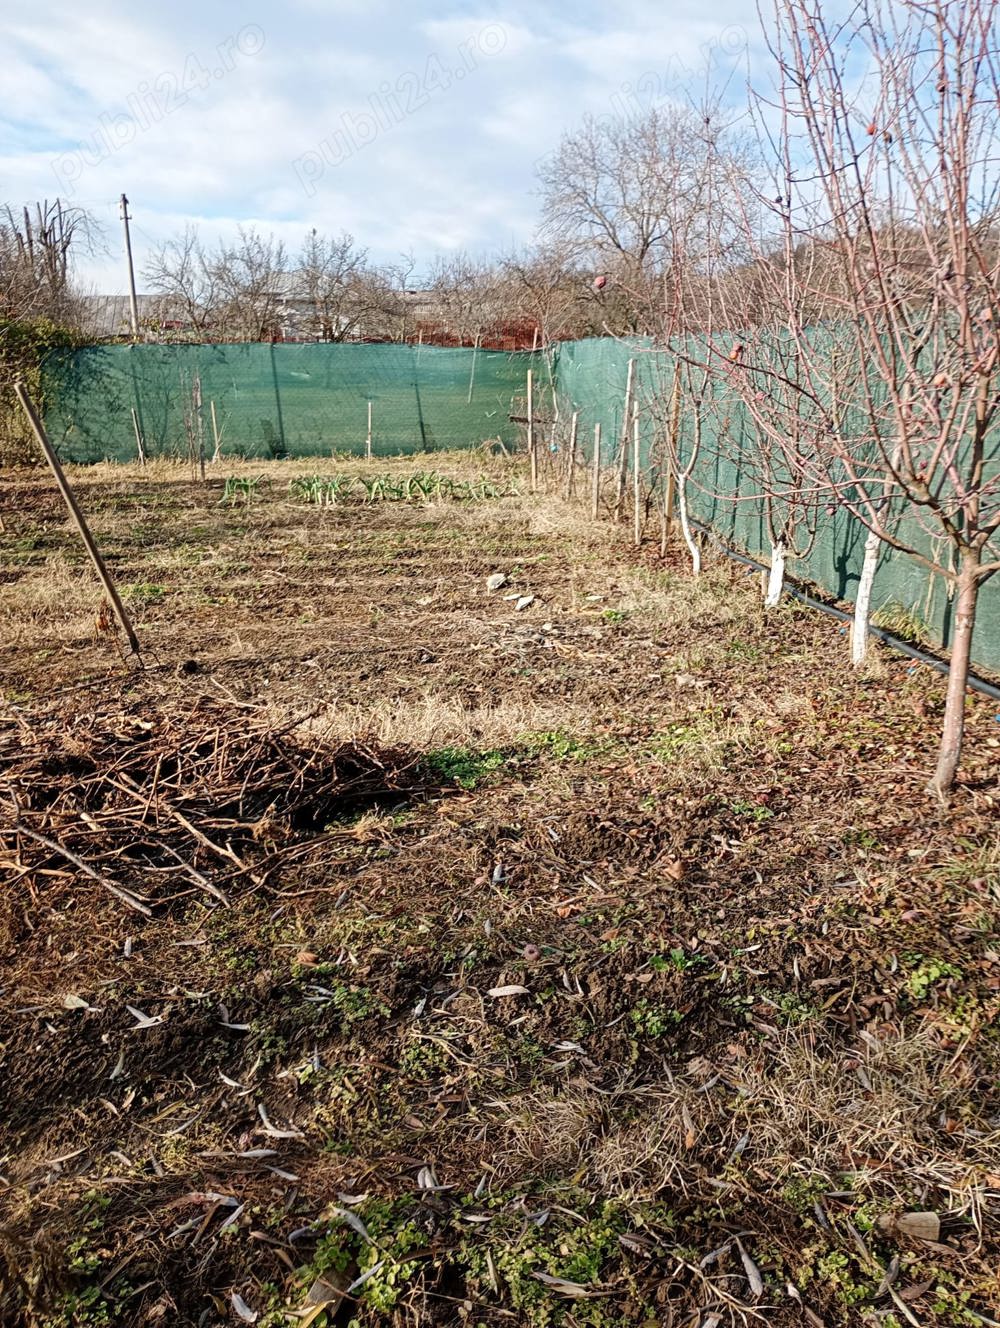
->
[2,0,761,293]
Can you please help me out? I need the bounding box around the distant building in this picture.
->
[77,283,541,349]
[78,294,196,340]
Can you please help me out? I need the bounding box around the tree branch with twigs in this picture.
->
[714,0,1000,798]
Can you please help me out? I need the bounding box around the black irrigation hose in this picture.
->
[690,520,1000,706]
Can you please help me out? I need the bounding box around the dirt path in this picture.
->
[1,457,998,1327]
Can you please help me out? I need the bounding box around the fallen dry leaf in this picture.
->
[878,1211,941,1242]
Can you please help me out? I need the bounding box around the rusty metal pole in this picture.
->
[15,381,141,658]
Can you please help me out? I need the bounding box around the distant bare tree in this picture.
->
[146,225,413,343]
[362,265,415,342]
[0,199,96,325]
[211,227,288,341]
[428,254,506,345]
[351,251,419,343]
[297,229,371,341]
[143,225,221,334]
[500,244,592,346]
[538,105,757,336]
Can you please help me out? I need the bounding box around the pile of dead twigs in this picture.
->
[0,704,423,916]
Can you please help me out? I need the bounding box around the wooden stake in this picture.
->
[193,374,206,483]
[467,333,479,404]
[527,369,537,493]
[590,422,602,521]
[564,410,579,499]
[660,368,680,556]
[366,399,373,461]
[210,399,222,462]
[633,406,642,548]
[613,358,635,522]
[130,406,146,466]
[15,381,141,658]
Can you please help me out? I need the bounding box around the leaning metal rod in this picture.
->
[14,381,142,658]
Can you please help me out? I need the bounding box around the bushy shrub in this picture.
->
[0,318,89,465]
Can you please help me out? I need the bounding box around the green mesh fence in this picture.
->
[552,337,1000,676]
[40,342,543,462]
[38,336,1000,673]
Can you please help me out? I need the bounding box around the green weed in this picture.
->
[329,984,390,1025]
[124,582,166,605]
[424,746,506,789]
[871,600,929,645]
[729,798,774,822]
[902,954,963,1001]
[648,947,699,973]
[630,999,683,1037]
[519,729,612,761]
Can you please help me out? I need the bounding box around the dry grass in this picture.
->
[313,694,601,750]
[728,1025,1000,1226]
[588,1079,713,1199]
[0,552,102,649]
[483,1022,1000,1237]
[490,1085,608,1182]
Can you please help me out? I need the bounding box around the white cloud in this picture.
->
[2,0,770,292]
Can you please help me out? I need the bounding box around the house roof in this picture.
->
[78,293,189,337]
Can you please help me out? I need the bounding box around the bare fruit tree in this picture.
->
[711,336,824,607]
[726,0,1000,798]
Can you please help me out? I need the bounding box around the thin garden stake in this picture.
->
[15,381,141,658]
[180,368,196,480]
[659,471,668,557]
[527,369,537,493]
[130,406,146,466]
[467,333,479,404]
[590,421,602,521]
[269,342,287,455]
[193,374,206,482]
[366,400,373,461]
[658,413,670,558]
[564,410,579,499]
[210,399,222,462]
[613,357,635,522]
[633,405,642,548]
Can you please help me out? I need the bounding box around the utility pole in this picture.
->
[120,193,140,339]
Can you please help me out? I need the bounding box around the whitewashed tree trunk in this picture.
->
[929,549,980,800]
[677,473,701,576]
[851,527,881,667]
[765,539,786,607]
